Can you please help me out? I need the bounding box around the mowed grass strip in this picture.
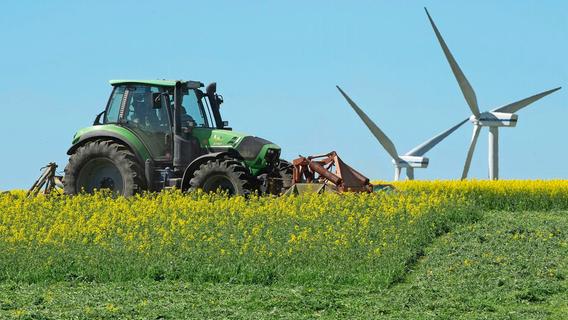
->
[346,210,568,319]
[0,210,565,319]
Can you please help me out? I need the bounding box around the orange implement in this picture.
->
[291,151,373,193]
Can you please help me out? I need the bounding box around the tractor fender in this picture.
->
[181,150,244,191]
[66,130,149,166]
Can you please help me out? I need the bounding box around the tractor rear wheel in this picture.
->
[189,159,252,195]
[64,140,144,196]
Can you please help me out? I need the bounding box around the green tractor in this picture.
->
[64,80,292,196]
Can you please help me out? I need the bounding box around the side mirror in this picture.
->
[152,92,167,109]
[93,111,105,125]
[216,94,224,107]
[206,83,223,106]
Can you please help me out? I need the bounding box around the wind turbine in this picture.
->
[425,8,561,180]
[337,86,467,180]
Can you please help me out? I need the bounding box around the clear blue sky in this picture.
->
[1,1,566,189]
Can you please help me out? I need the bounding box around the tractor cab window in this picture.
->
[105,85,170,128]
[105,84,173,160]
[124,87,170,131]
[170,89,215,128]
[105,86,126,123]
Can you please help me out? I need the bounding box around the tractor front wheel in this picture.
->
[265,159,294,195]
[64,140,144,196]
[189,159,252,196]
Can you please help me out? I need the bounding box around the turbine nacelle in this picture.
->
[393,156,429,168]
[469,112,518,127]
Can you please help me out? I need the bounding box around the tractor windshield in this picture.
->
[177,89,217,128]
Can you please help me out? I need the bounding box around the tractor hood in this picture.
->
[192,128,281,164]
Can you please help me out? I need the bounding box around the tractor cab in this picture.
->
[99,81,223,159]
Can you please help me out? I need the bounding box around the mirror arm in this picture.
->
[93,111,105,125]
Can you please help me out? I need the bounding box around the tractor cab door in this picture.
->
[107,84,173,161]
[168,86,207,169]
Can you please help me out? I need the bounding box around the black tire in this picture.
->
[277,159,294,189]
[189,159,252,196]
[64,140,144,196]
[266,159,294,195]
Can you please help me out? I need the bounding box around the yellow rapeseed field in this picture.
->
[389,180,568,211]
[0,190,463,255]
[0,180,566,285]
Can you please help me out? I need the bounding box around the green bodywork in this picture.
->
[192,128,280,175]
[71,125,151,160]
[71,125,280,176]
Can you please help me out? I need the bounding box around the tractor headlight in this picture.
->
[265,148,280,163]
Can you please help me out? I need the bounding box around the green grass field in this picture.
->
[1,209,566,319]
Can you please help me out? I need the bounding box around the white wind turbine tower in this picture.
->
[425,8,561,180]
[337,86,467,181]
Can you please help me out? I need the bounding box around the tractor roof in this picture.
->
[109,79,204,88]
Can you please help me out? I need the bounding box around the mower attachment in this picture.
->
[289,151,374,193]
[27,163,63,197]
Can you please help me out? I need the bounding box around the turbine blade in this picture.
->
[336,86,400,160]
[492,87,561,114]
[461,125,481,180]
[425,8,480,117]
[405,118,468,156]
